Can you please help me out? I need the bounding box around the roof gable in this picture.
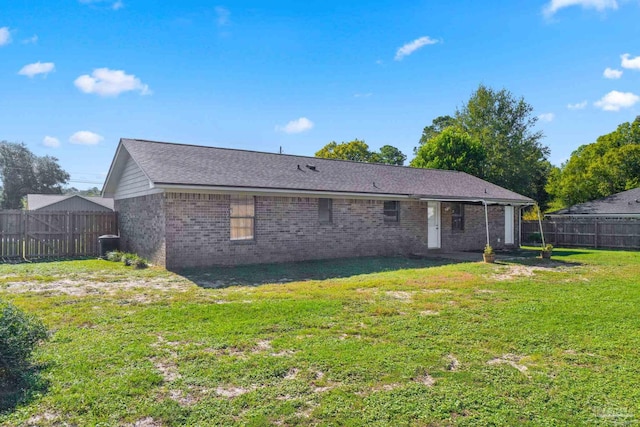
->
[27,194,114,211]
[105,138,533,203]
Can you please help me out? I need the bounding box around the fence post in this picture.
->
[594,220,598,249]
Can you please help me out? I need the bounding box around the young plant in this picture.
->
[484,244,494,255]
[134,257,149,269]
[106,250,123,262]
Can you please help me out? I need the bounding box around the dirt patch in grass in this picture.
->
[129,417,162,427]
[2,277,191,298]
[152,355,181,382]
[447,355,460,371]
[487,354,529,374]
[492,263,579,281]
[414,373,436,386]
[26,412,61,426]
[419,310,439,316]
[215,385,256,398]
[385,291,414,302]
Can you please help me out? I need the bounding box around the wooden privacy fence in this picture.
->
[522,219,640,250]
[0,211,118,260]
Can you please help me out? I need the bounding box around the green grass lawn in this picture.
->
[1,249,639,426]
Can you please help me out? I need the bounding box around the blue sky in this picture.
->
[1,0,640,189]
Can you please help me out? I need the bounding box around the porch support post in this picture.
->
[483,200,490,247]
[536,203,546,247]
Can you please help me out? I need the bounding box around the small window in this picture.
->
[319,198,333,223]
[383,201,399,222]
[230,195,255,241]
[451,202,464,231]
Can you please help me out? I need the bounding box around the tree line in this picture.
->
[315,84,639,211]
[3,84,638,211]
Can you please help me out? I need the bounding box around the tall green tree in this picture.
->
[315,140,406,165]
[0,141,70,209]
[415,115,456,154]
[378,145,407,165]
[455,85,550,201]
[413,85,550,203]
[410,127,486,176]
[547,117,640,207]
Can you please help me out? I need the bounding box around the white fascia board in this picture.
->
[154,183,533,205]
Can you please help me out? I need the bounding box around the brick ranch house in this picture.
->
[102,139,534,269]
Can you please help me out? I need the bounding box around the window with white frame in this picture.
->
[230,195,255,241]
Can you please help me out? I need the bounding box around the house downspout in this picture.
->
[483,200,490,247]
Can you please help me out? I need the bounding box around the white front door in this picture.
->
[504,206,515,245]
[427,201,441,249]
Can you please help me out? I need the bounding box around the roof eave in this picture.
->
[154,183,533,205]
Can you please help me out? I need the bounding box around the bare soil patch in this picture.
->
[487,354,529,374]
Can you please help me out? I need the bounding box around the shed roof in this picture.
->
[27,194,115,211]
[104,138,533,204]
[548,187,640,216]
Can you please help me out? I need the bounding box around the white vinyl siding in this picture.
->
[114,156,157,200]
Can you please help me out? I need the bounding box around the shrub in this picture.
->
[134,257,149,269]
[122,253,138,267]
[0,300,48,385]
[106,250,123,262]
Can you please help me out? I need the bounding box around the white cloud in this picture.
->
[22,35,38,44]
[621,53,640,70]
[538,113,555,122]
[79,0,123,10]
[74,68,151,97]
[394,36,439,61]
[43,136,60,148]
[543,0,618,17]
[603,67,623,79]
[594,90,639,111]
[18,61,55,78]
[354,93,373,98]
[567,100,588,110]
[0,27,11,46]
[275,117,314,134]
[215,6,230,26]
[69,131,104,145]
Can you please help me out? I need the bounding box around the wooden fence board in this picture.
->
[522,219,640,250]
[0,211,118,260]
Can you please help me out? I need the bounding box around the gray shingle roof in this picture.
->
[549,187,640,215]
[27,194,114,211]
[120,138,533,203]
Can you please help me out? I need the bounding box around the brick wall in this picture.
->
[162,193,429,269]
[440,202,519,251]
[116,192,520,269]
[115,194,167,266]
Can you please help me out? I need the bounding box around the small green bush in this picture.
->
[105,251,149,268]
[0,300,48,385]
[106,250,123,262]
[122,253,138,266]
[134,257,149,269]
